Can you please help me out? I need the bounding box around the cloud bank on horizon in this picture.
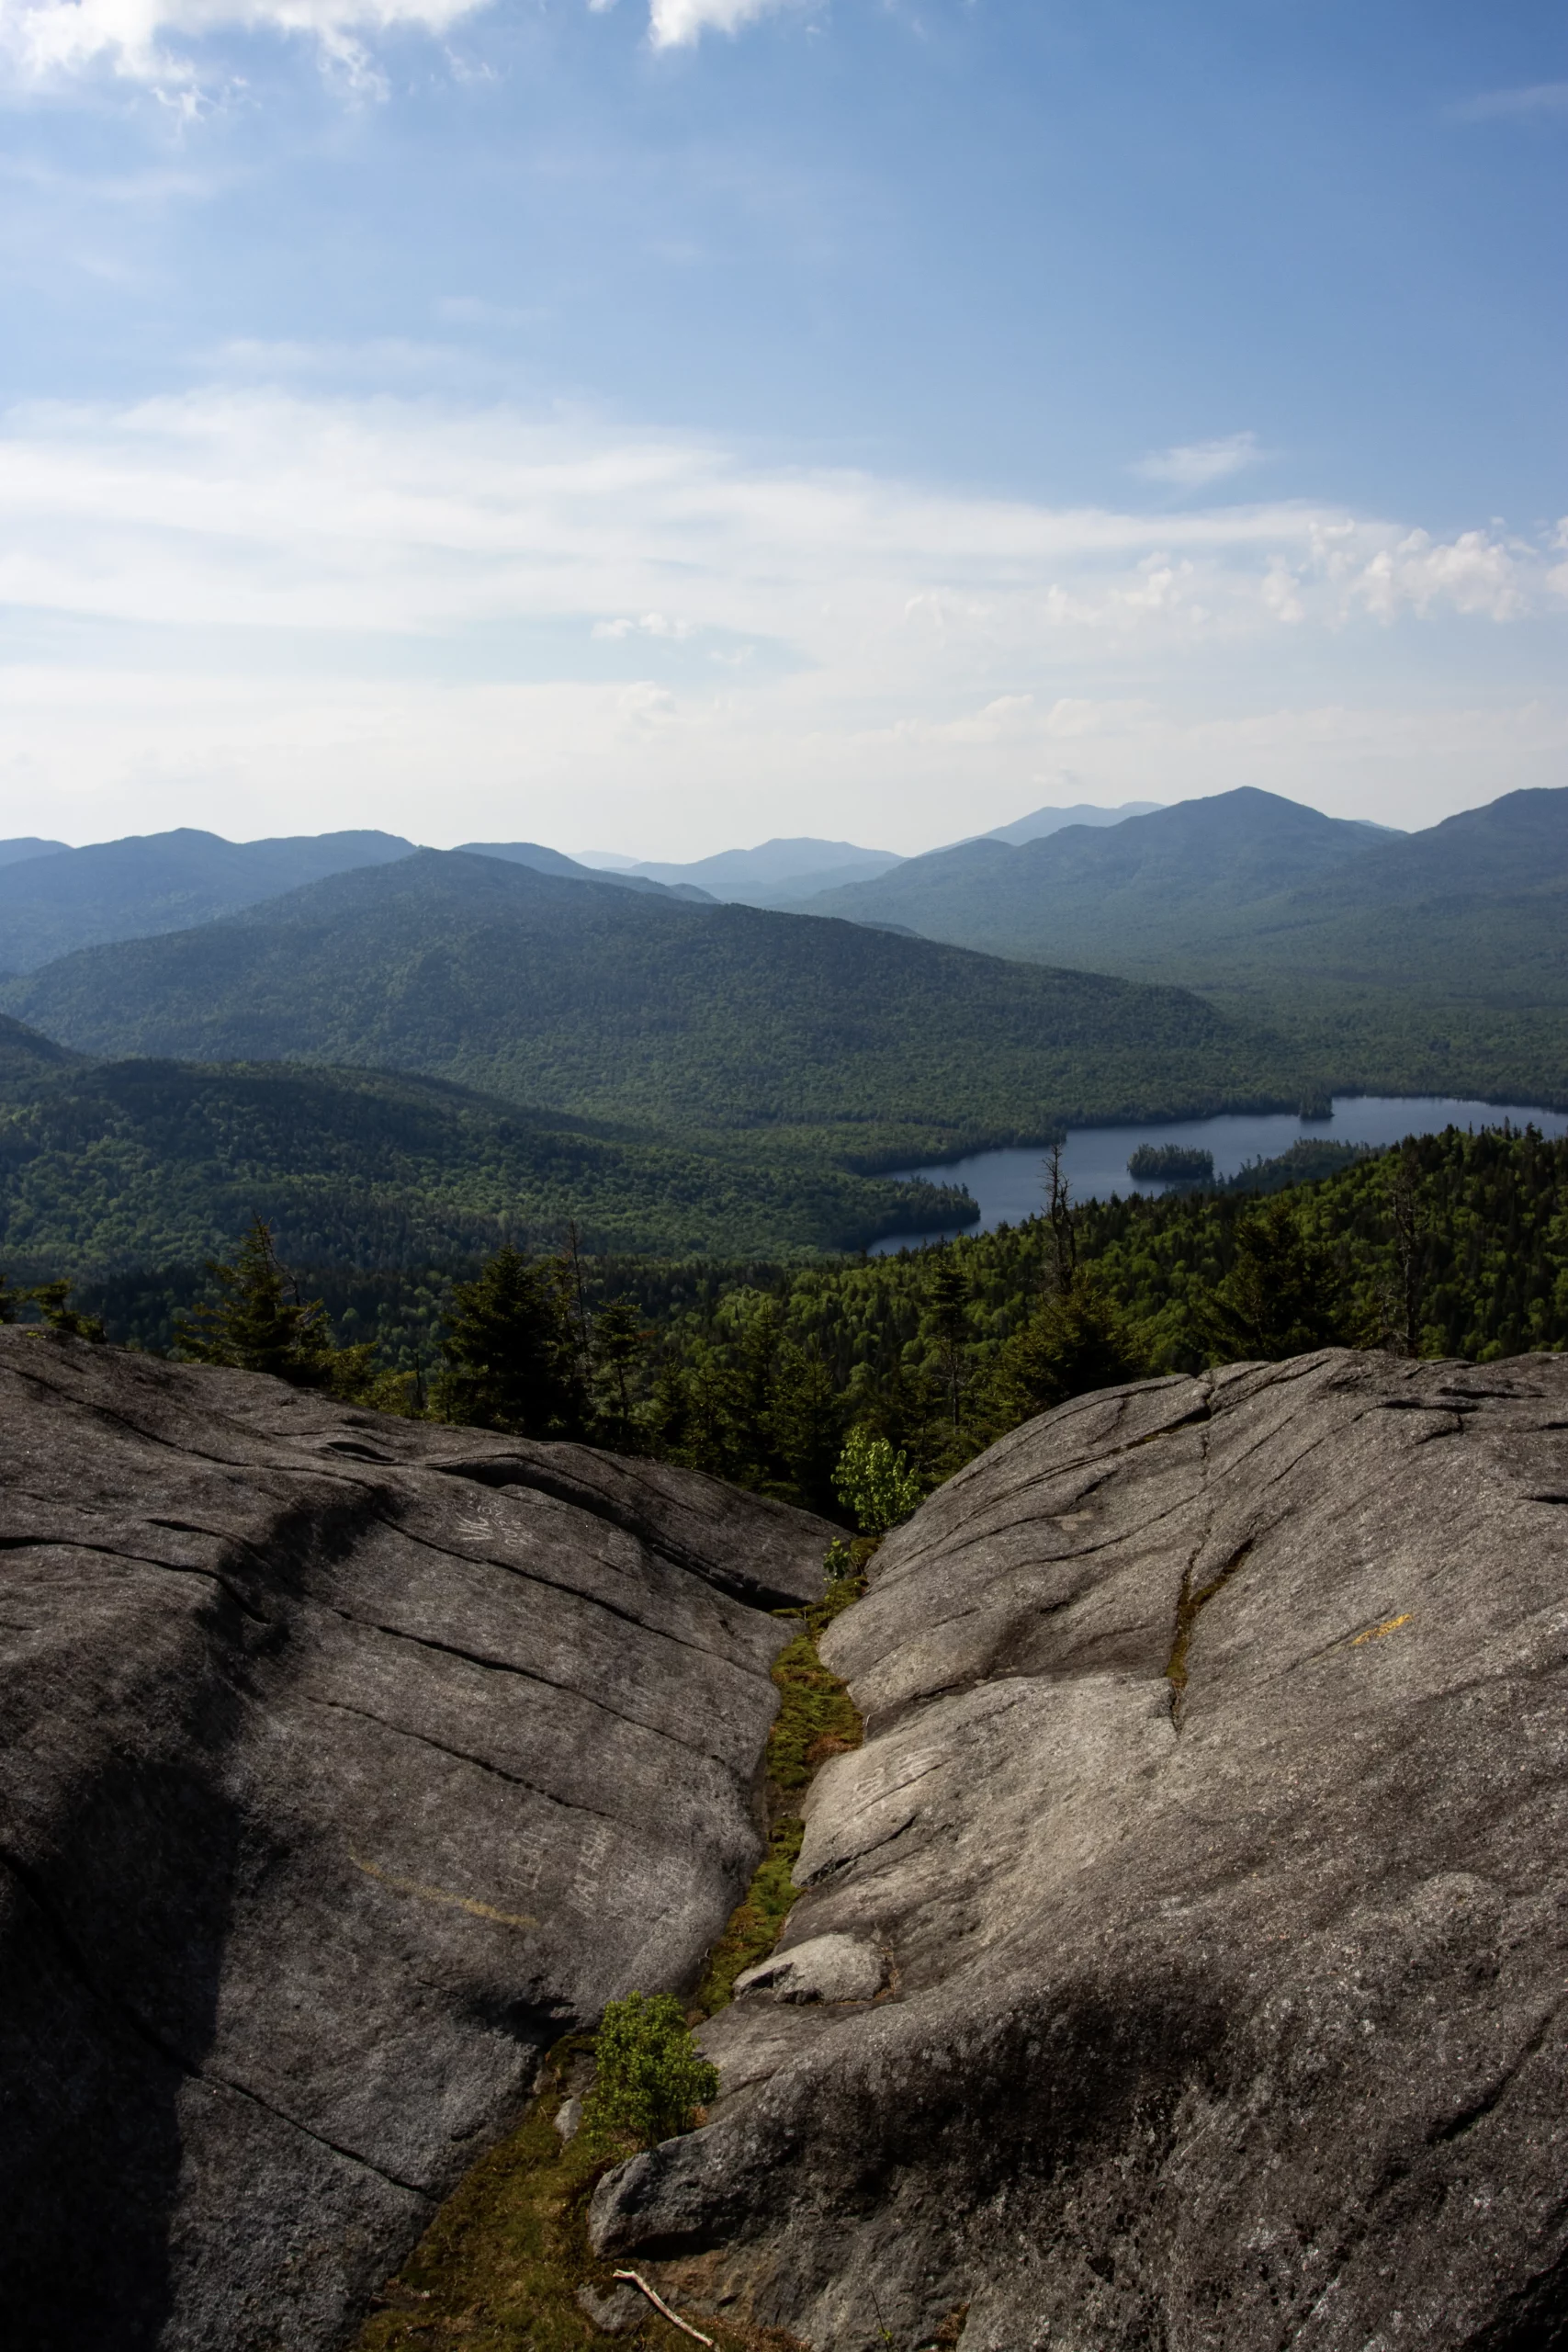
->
[1,378,1562,854]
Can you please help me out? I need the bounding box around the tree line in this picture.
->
[8,1124,1565,1531]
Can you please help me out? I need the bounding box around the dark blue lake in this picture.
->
[871,1094,1568,1256]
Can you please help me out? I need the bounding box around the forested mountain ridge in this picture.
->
[797,786,1396,951]
[455,840,716,899]
[0,849,1308,1159]
[0,838,67,870]
[0,1045,974,1273]
[0,825,416,974]
[795,785,1568,1102]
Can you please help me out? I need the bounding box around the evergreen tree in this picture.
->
[590,1295,649,1452]
[763,1338,844,1514]
[27,1281,107,1343]
[434,1245,586,1438]
[923,1249,972,1429]
[175,1219,338,1385]
[990,1271,1149,1419]
[1189,1195,1348,1363]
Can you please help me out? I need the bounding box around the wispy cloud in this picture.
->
[1450,82,1568,122]
[1134,432,1263,489]
[0,379,1561,849]
[0,0,488,90]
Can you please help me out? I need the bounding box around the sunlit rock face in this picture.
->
[0,1331,832,2352]
[593,1351,1568,2352]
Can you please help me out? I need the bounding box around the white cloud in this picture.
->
[0,379,1562,849]
[647,0,798,47]
[0,0,805,84]
[1134,432,1263,489]
[0,0,484,89]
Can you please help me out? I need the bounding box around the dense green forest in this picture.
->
[0,849,1313,1161]
[0,1052,974,1272]
[37,1123,1566,1521]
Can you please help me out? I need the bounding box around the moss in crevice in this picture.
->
[355,2039,634,2352]
[691,1546,871,2017]
[354,1544,874,2346]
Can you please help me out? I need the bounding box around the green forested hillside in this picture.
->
[62,1125,1568,1521]
[0,826,416,975]
[1,849,1308,1158]
[801,787,1568,1103]
[0,1053,974,1275]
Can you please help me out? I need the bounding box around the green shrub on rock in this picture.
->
[588,1991,718,2147]
[832,1425,923,1534]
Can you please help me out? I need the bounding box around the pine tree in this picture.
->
[989,1271,1149,1420]
[590,1295,649,1453]
[1190,1196,1348,1363]
[174,1218,337,1385]
[434,1246,587,1438]
[923,1250,972,1429]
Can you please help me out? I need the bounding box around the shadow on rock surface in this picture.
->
[0,1331,834,2351]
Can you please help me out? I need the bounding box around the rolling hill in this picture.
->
[0,1037,976,1275]
[0,826,417,974]
[0,849,1308,1160]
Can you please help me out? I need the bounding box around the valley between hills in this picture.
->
[4,784,1568,1285]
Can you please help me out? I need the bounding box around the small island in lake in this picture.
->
[1127,1142,1216,1186]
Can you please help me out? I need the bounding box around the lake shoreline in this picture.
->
[871,1094,1568,1255]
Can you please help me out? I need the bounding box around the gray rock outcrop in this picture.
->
[592,1351,1568,2351]
[0,1332,833,2352]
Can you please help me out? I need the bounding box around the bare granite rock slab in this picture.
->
[0,1331,833,2352]
[592,1351,1568,2352]
[732,1933,885,2005]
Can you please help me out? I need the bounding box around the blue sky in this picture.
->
[0,0,1564,854]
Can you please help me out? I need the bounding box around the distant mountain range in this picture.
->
[0,839,68,870]
[0,826,731,976]
[793,785,1568,1102]
[0,798,1157,970]
[796,788,1385,949]
[0,828,416,975]
[0,848,1299,1164]
[972,799,1164,847]
[455,841,716,901]
[576,835,905,907]
[572,800,1163,908]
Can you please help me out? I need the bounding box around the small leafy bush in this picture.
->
[589,1992,718,2146]
[833,1426,923,1535]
